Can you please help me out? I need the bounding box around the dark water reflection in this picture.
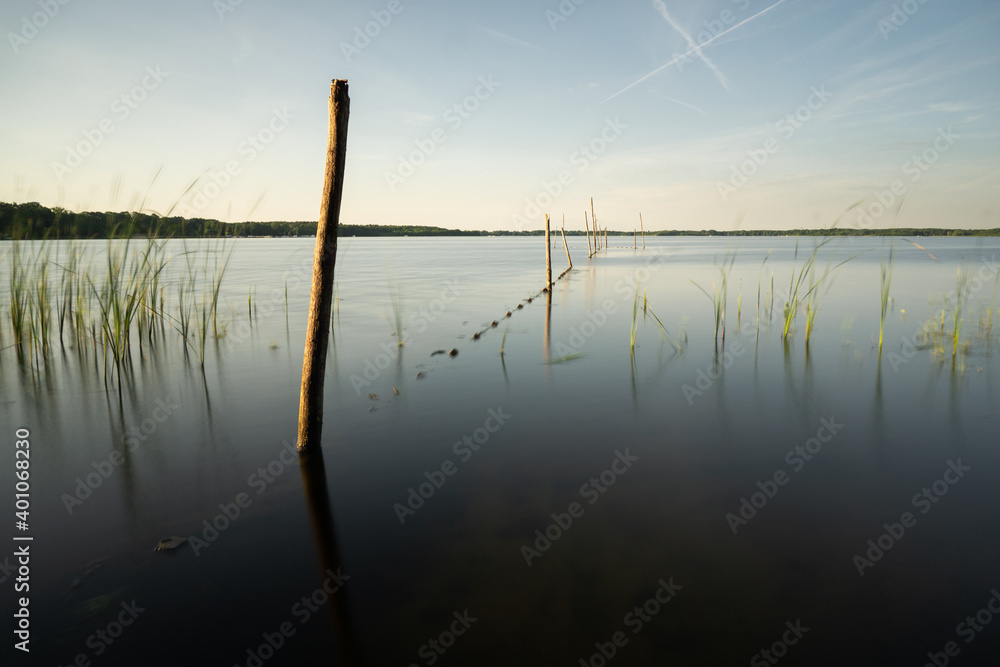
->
[2,237,1000,665]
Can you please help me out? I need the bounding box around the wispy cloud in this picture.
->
[479,26,545,53]
[648,90,707,115]
[651,0,734,94]
[603,0,791,103]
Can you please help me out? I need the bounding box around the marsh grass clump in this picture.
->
[780,239,855,344]
[951,263,974,360]
[756,251,773,335]
[691,249,737,343]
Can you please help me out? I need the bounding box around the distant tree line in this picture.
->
[2,201,997,239]
[652,228,1000,237]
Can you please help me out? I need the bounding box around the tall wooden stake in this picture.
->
[639,212,645,249]
[545,214,552,288]
[561,215,572,269]
[591,198,597,251]
[297,79,350,453]
[585,212,593,258]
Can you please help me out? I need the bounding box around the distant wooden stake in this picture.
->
[639,212,645,249]
[545,214,552,288]
[591,198,597,251]
[297,79,350,453]
[585,212,593,258]
[561,216,572,269]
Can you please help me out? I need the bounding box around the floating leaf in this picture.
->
[155,536,187,551]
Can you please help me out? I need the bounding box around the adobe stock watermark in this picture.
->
[726,417,845,535]
[55,600,145,666]
[852,459,971,576]
[233,568,349,667]
[188,440,299,556]
[922,588,1000,667]
[681,322,759,405]
[221,256,313,354]
[520,449,639,567]
[408,610,477,667]
[877,0,932,40]
[716,84,833,202]
[51,66,169,182]
[350,279,461,394]
[340,0,415,62]
[393,406,511,524]
[888,255,998,373]
[545,0,591,31]
[7,0,73,54]
[552,251,674,357]
[750,620,810,667]
[853,127,959,230]
[578,578,682,666]
[213,0,245,21]
[552,299,620,358]
[511,117,628,231]
[60,397,180,514]
[385,76,501,192]
[672,0,753,73]
[0,555,16,585]
[178,106,294,217]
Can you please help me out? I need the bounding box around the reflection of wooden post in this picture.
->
[639,212,645,249]
[297,79,350,453]
[544,290,552,365]
[561,216,572,269]
[634,228,636,249]
[298,448,360,664]
[545,214,552,288]
[585,212,592,258]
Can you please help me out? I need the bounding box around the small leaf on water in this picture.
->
[155,536,187,551]
[368,393,379,401]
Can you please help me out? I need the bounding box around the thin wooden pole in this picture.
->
[545,214,552,288]
[297,79,350,453]
[591,198,597,251]
[561,215,572,269]
[639,212,645,249]
[585,212,593,258]
[604,227,608,248]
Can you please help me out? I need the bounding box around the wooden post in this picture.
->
[591,198,597,251]
[297,79,350,453]
[561,216,572,269]
[604,227,608,248]
[639,212,645,249]
[585,212,593,258]
[545,214,552,288]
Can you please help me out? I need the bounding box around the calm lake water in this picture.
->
[3,236,1000,665]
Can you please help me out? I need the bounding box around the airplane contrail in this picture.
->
[603,0,791,104]
[652,0,735,94]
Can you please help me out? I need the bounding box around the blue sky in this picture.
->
[1,0,997,231]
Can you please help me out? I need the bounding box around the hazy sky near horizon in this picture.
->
[1,0,998,231]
